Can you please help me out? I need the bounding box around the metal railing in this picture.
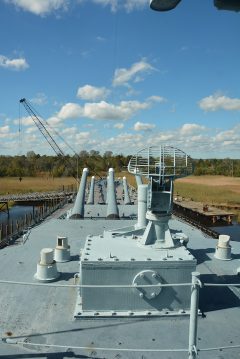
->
[1,273,240,358]
[0,197,68,246]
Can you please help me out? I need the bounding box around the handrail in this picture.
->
[0,279,193,288]
[1,276,240,358]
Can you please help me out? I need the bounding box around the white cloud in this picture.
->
[134,121,156,131]
[100,132,144,153]
[25,126,37,134]
[114,123,124,129]
[214,124,240,143]
[199,93,240,111]
[84,100,149,120]
[92,0,118,12]
[179,123,206,136]
[5,0,69,16]
[96,36,106,42]
[92,0,147,12]
[0,55,29,71]
[0,126,10,138]
[13,116,33,126]
[61,126,78,135]
[77,85,110,101]
[124,0,147,12]
[30,93,47,105]
[47,116,63,126]
[147,95,167,104]
[58,99,150,121]
[76,131,90,140]
[113,60,155,87]
[0,125,10,134]
[58,103,83,120]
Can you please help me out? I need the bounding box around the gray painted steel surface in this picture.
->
[70,167,88,219]
[87,176,95,205]
[0,173,240,358]
[106,168,119,219]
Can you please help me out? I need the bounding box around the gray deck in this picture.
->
[0,203,240,358]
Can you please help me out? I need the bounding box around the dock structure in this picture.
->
[0,191,75,206]
[0,202,9,218]
[173,199,235,226]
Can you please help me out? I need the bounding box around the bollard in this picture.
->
[188,272,200,359]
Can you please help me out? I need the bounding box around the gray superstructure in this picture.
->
[0,145,240,359]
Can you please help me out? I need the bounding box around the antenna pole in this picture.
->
[188,272,200,359]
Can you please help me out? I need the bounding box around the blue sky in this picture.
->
[0,0,240,159]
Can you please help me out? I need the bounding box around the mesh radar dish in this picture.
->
[128,145,193,180]
[128,145,193,248]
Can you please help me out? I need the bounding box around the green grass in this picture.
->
[0,177,77,195]
[174,182,240,205]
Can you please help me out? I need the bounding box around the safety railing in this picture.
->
[0,196,68,246]
[1,273,240,358]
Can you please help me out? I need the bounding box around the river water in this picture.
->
[0,205,36,238]
[0,205,34,222]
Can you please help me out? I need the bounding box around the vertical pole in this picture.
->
[70,168,89,219]
[136,184,148,228]
[106,168,119,219]
[135,174,143,187]
[123,176,131,205]
[188,271,200,359]
[87,176,95,204]
[105,176,109,204]
[6,224,8,243]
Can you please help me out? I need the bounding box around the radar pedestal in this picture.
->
[75,145,196,318]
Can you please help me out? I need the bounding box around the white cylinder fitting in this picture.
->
[54,236,70,262]
[35,248,60,282]
[218,234,230,248]
[40,248,54,265]
[57,236,69,249]
[214,234,231,261]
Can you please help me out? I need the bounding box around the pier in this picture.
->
[0,191,76,249]
[0,190,75,206]
[173,199,235,226]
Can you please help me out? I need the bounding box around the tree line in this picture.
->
[0,151,239,177]
[0,151,130,178]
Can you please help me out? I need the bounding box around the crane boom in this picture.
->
[19,98,80,181]
[19,98,102,181]
[20,98,65,157]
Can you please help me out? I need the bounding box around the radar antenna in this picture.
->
[128,145,193,248]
